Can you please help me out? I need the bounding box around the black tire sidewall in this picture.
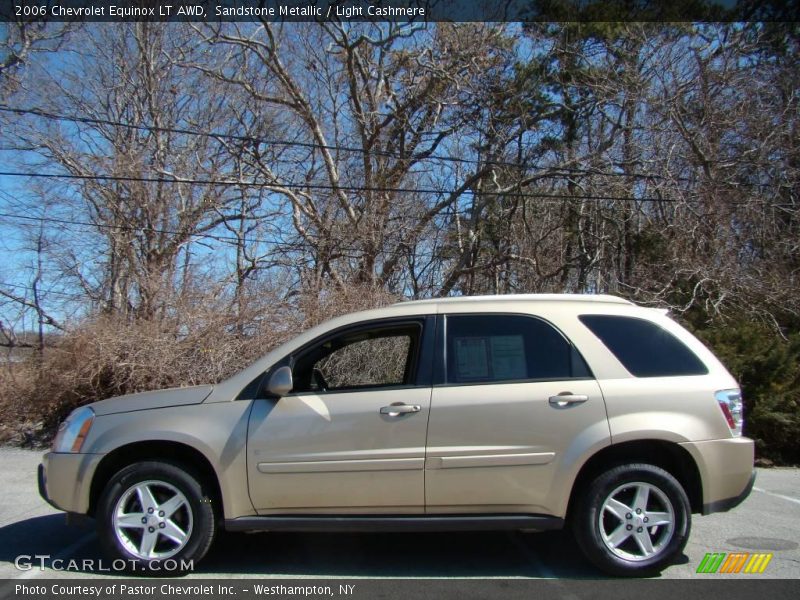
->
[96,461,216,575]
[573,463,691,577]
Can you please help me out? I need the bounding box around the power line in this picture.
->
[0,210,453,258]
[0,105,514,169]
[0,169,680,203]
[0,105,788,190]
[5,168,796,206]
[0,210,295,247]
[0,209,565,265]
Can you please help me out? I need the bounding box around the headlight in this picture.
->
[52,406,95,453]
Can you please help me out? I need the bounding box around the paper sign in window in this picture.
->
[490,335,527,380]
[454,337,489,379]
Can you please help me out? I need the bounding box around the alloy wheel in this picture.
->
[112,480,193,560]
[598,481,675,561]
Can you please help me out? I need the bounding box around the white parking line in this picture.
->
[15,532,95,580]
[753,486,800,507]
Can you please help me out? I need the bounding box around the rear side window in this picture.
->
[579,315,708,377]
[445,315,591,384]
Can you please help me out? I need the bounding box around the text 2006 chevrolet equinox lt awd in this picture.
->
[39,294,755,576]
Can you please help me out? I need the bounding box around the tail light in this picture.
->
[715,389,743,437]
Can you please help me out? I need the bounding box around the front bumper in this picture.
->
[37,463,60,510]
[38,452,103,515]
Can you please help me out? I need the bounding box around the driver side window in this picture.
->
[291,323,421,394]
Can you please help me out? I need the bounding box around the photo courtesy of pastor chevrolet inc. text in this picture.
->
[0,1,798,599]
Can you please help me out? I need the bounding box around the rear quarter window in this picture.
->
[445,314,591,384]
[579,314,708,377]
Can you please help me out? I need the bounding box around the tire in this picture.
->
[572,463,691,577]
[96,461,217,574]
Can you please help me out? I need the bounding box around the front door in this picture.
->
[247,318,433,513]
[425,313,609,515]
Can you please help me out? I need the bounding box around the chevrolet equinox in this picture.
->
[38,294,755,576]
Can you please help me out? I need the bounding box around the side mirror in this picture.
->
[266,365,293,397]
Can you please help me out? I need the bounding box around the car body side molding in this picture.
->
[224,514,564,533]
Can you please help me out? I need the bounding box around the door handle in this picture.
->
[380,403,421,416]
[548,393,589,408]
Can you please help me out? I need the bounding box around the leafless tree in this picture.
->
[4,24,255,319]
[1,23,798,447]
[0,20,76,98]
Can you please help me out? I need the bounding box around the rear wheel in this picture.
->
[96,461,216,574]
[572,463,691,576]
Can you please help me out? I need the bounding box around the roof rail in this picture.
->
[394,293,634,307]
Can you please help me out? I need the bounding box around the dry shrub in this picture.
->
[0,282,400,447]
[292,282,400,329]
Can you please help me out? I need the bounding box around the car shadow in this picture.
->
[0,514,95,567]
[0,514,612,578]
[202,530,560,578]
[186,529,611,578]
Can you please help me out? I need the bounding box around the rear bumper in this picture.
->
[679,437,755,515]
[703,469,756,514]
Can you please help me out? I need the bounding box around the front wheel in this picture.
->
[96,461,217,574]
[572,463,691,576]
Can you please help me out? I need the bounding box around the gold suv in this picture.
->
[39,294,755,576]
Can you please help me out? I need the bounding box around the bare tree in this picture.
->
[5,24,253,319]
[185,22,527,294]
[0,20,76,98]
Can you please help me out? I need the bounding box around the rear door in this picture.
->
[425,313,608,514]
[247,317,434,513]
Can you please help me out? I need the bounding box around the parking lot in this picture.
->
[1,448,798,580]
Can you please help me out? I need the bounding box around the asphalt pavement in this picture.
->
[1,448,798,580]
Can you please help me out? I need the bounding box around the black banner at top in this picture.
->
[2,0,799,23]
